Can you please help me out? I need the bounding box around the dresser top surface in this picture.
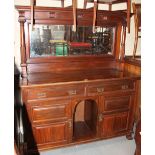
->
[21,69,140,87]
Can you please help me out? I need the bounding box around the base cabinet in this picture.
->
[22,79,136,153]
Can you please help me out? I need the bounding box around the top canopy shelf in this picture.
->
[25,0,131,33]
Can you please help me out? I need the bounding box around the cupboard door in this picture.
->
[101,112,129,137]
[32,121,70,147]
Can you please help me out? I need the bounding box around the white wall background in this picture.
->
[14,0,141,71]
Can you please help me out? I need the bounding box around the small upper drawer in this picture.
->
[28,99,71,124]
[87,80,134,95]
[25,10,72,20]
[27,84,85,100]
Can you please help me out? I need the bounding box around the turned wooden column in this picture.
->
[115,22,122,60]
[18,12,27,84]
[120,25,126,60]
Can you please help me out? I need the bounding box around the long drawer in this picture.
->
[87,80,134,95]
[27,84,85,100]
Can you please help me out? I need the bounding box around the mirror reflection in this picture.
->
[30,25,115,57]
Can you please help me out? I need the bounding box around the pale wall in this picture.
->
[14,0,141,71]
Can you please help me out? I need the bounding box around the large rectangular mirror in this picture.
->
[30,25,115,57]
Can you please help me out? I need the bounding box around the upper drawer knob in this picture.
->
[97,87,104,93]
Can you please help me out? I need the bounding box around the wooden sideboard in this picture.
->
[21,69,140,154]
[15,4,140,154]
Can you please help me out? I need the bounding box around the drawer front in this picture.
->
[87,80,134,95]
[32,121,69,146]
[27,84,85,100]
[28,99,71,124]
[103,96,130,112]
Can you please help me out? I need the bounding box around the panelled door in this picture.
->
[99,91,135,138]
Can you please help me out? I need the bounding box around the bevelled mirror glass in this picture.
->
[30,25,115,57]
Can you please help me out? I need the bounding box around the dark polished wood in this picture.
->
[15,5,140,154]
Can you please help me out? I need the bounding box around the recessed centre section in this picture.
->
[73,99,98,141]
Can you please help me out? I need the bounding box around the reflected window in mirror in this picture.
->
[30,25,115,57]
